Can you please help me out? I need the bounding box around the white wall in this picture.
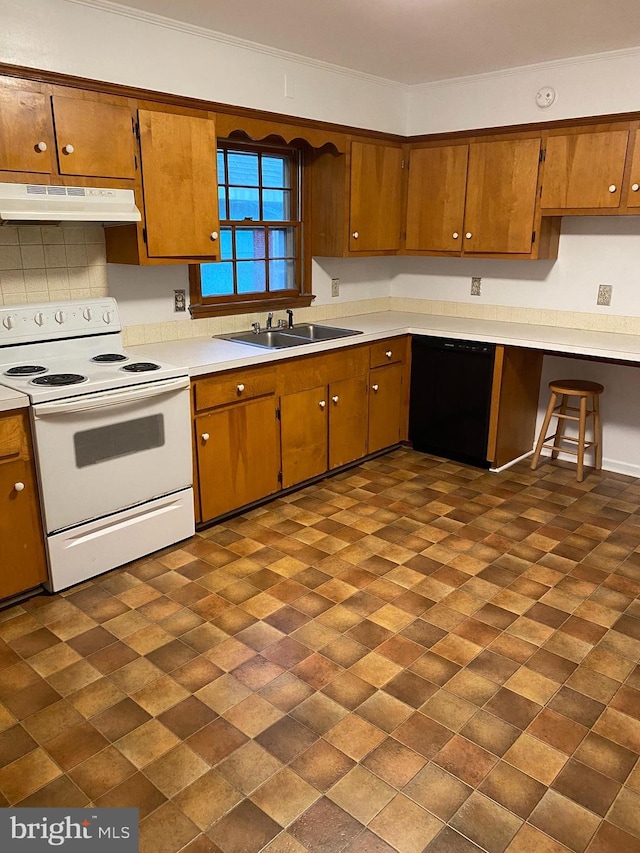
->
[0,0,407,134]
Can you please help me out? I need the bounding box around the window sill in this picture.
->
[189,293,315,319]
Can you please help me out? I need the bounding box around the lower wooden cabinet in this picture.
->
[0,411,48,600]
[193,336,411,524]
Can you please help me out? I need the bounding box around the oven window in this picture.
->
[74,415,165,468]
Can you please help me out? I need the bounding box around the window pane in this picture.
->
[268,227,295,258]
[263,189,290,220]
[237,261,266,294]
[218,186,227,220]
[229,187,260,220]
[201,262,234,297]
[228,152,259,186]
[217,151,226,184]
[262,155,289,188]
[220,227,233,260]
[269,260,295,291]
[235,228,266,260]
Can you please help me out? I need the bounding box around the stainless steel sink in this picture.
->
[218,324,363,349]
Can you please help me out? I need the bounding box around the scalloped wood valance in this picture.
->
[214,112,348,153]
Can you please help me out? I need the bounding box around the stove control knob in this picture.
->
[82,308,92,321]
[2,315,14,330]
[34,312,45,326]
[55,310,65,324]
[102,311,113,325]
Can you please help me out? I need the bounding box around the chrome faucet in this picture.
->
[251,322,261,334]
[286,309,294,329]
[266,312,274,330]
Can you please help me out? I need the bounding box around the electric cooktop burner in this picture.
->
[92,353,128,363]
[5,365,47,376]
[31,373,87,387]
[121,362,161,373]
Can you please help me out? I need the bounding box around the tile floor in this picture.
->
[1,449,640,853]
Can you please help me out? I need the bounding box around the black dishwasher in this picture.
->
[409,336,496,468]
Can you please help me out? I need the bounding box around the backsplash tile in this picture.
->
[0,225,108,306]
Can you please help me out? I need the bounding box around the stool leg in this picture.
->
[531,391,558,471]
[551,394,568,459]
[577,395,587,482]
[593,393,603,471]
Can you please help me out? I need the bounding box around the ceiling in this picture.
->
[112,0,640,84]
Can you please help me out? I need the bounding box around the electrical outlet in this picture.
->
[471,277,482,297]
[331,278,340,297]
[173,289,186,312]
[597,284,612,306]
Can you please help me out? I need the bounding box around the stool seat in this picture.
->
[531,379,603,482]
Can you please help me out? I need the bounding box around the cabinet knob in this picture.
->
[632,183,640,192]
[210,231,219,241]
[13,482,25,492]
[352,231,359,239]
[332,395,339,404]
[36,141,48,152]
[62,144,75,154]
[465,232,472,239]
[237,383,245,393]
[385,350,392,359]
[452,232,459,239]
[609,184,617,193]
[201,433,210,442]
[372,384,379,393]
[319,400,326,409]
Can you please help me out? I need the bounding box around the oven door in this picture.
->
[32,376,192,533]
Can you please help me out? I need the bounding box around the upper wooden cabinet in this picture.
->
[541,127,630,210]
[405,138,548,258]
[105,108,221,264]
[309,139,404,257]
[0,79,136,181]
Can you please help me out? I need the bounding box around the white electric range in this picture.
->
[0,297,195,592]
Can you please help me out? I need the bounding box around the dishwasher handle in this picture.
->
[33,376,190,417]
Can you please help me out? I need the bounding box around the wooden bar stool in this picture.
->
[530,379,603,482]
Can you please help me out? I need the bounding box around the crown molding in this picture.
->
[64,0,407,91]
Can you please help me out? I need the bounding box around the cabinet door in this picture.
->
[52,95,136,179]
[139,110,220,258]
[0,87,53,174]
[541,130,629,209]
[464,138,541,254]
[281,386,328,488]
[0,459,48,600]
[196,397,280,521]
[626,133,640,208]
[349,141,403,252]
[368,363,405,453]
[328,375,368,469]
[405,145,468,252]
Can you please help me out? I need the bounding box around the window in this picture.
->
[189,139,313,317]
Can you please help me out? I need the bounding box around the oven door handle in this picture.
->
[33,376,190,417]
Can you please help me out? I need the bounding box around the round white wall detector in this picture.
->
[535,86,557,108]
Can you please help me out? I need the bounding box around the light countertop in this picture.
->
[130,311,640,376]
[0,386,29,413]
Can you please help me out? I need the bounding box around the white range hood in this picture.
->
[0,182,142,225]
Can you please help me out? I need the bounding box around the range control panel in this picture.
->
[0,298,120,346]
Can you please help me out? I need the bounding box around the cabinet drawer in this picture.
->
[0,413,27,462]
[370,337,407,368]
[194,367,276,412]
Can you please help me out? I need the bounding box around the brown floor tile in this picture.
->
[139,801,200,853]
[552,758,621,816]
[15,774,89,808]
[173,769,242,830]
[92,697,152,741]
[574,731,638,782]
[258,671,315,712]
[424,827,486,853]
[529,789,601,852]
[322,670,376,710]
[549,686,606,727]
[382,669,438,708]
[394,711,453,758]
[2,679,62,718]
[44,720,108,770]
[450,791,523,853]
[291,692,347,734]
[217,740,283,794]
[586,821,640,853]
[607,787,640,837]
[291,738,355,791]
[324,714,386,761]
[527,708,588,754]
[343,829,398,853]
[327,764,395,824]
[157,696,218,739]
[504,732,568,784]
[68,744,137,799]
[320,636,369,668]
[369,793,443,853]
[0,724,37,768]
[116,719,180,769]
[361,737,426,787]
[291,653,342,689]
[290,796,363,853]
[594,707,640,753]
[256,715,318,763]
[355,691,413,733]
[461,709,521,756]
[0,748,62,803]
[251,767,320,827]
[404,762,472,820]
[479,759,546,818]
[434,733,498,785]
[506,823,573,852]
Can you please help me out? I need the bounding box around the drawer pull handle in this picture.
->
[62,144,74,154]
[319,400,326,409]
[385,350,392,358]
[632,183,640,192]
[14,482,25,492]
[452,231,459,239]
[372,384,379,392]
[465,232,472,239]
[36,141,48,152]
[332,395,339,404]
[352,231,359,239]
[237,383,245,393]
[210,231,219,241]
[201,433,210,442]
[609,184,617,193]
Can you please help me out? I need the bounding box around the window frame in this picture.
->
[189,137,314,319]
